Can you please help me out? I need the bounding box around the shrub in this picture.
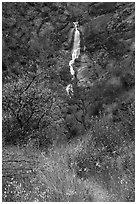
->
[2,72,66,147]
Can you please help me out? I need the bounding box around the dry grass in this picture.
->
[2,125,134,202]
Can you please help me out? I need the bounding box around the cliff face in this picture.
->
[3,2,134,81]
[59,2,135,134]
[54,2,134,93]
[68,2,135,88]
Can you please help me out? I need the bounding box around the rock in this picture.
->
[76,54,93,86]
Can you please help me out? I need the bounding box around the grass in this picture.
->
[2,128,135,202]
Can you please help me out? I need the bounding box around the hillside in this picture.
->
[2,2,135,202]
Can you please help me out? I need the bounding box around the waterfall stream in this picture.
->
[69,22,80,78]
[66,22,81,96]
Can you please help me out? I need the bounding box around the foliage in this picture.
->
[2,71,66,146]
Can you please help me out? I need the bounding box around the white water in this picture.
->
[66,22,81,96]
[69,22,81,78]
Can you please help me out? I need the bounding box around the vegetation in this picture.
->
[2,2,135,202]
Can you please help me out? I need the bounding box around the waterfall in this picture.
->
[66,22,81,96]
[69,22,80,78]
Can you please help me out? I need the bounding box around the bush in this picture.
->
[2,72,67,147]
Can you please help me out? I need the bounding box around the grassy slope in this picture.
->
[2,144,111,202]
[2,121,134,202]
